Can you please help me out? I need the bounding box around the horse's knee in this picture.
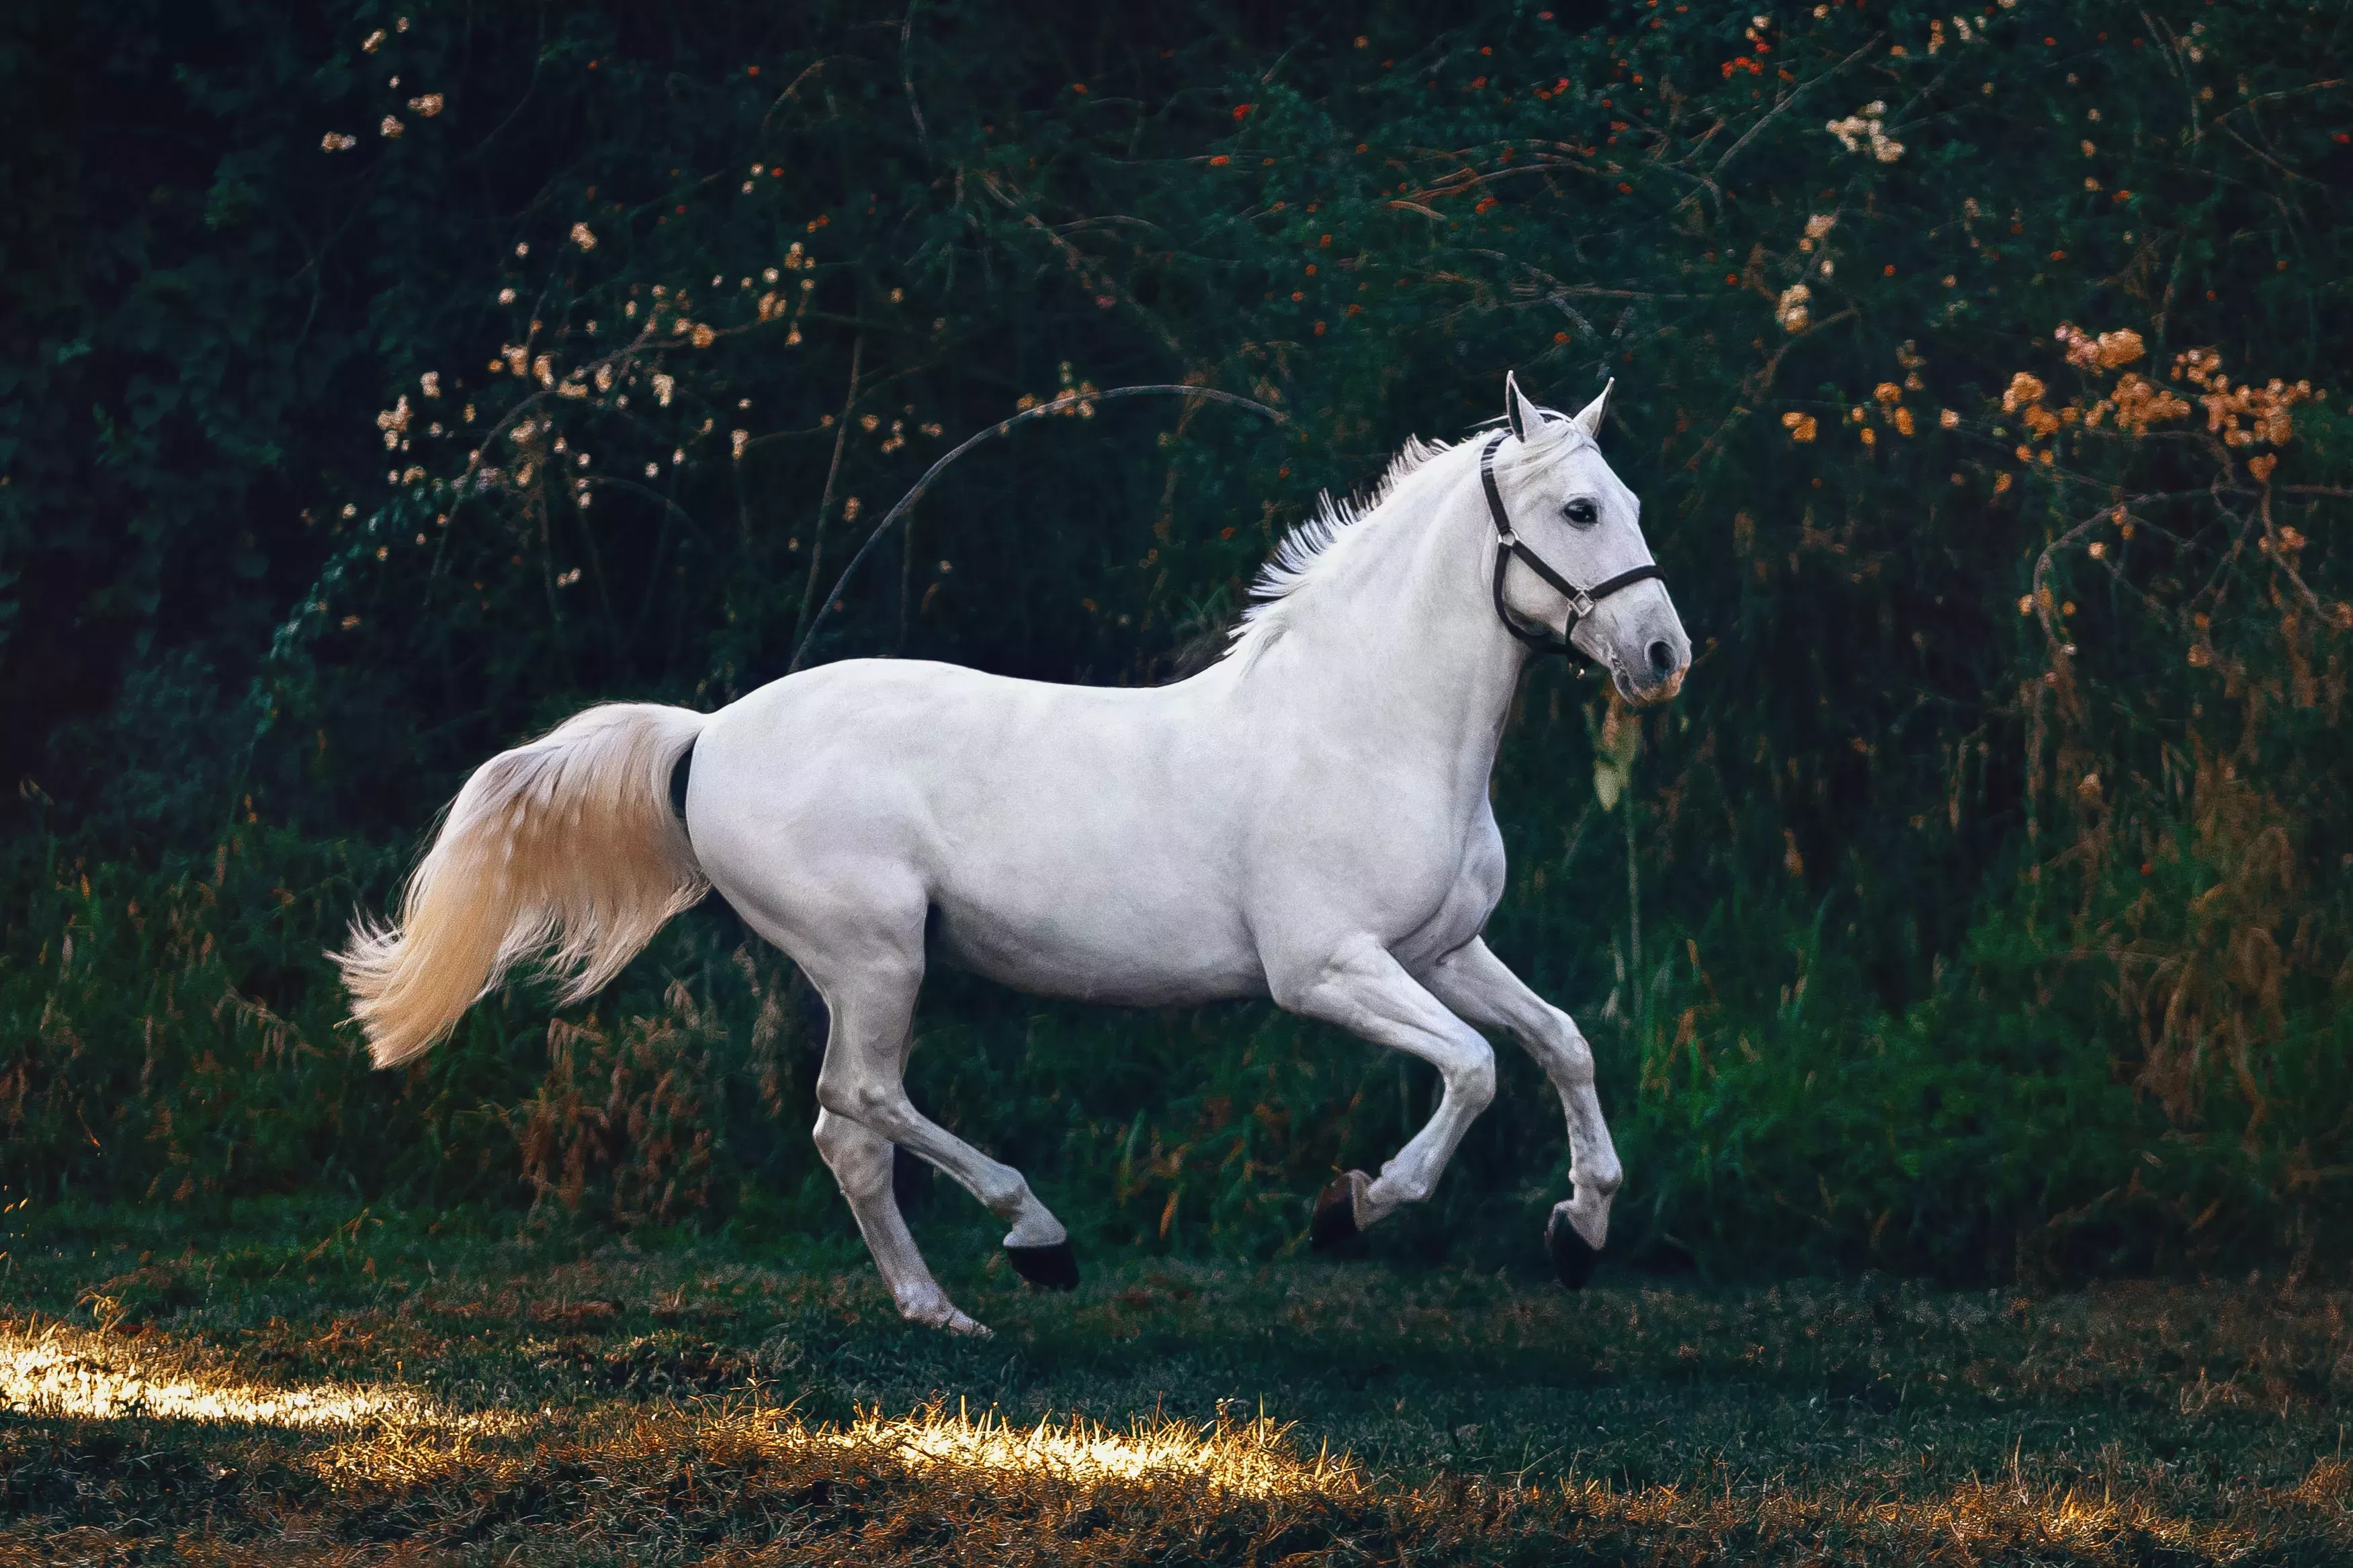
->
[1447,1039,1498,1114]
[1544,1016,1595,1085]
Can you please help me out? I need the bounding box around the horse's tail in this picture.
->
[337,702,710,1069]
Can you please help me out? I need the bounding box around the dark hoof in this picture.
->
[1310,1171,1371,1253]
[1004,1240,1079,1291]
[1545,1208,1601,1290]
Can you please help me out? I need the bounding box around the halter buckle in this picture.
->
[1496,529,1517,548]
[1570,591,1595,619]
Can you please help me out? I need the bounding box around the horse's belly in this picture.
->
[929,891,1264,1006]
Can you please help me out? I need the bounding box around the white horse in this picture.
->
[339,374,1689,1334]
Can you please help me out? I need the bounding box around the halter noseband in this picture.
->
[1478,429,1665,661]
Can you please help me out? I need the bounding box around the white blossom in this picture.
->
[1825,103,1903,163]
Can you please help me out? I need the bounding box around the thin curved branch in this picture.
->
[1709,34,1885,182]
[759,60,836,134]
[900,3,931,158]
[789,386,1289,671]
[792,336,863,652]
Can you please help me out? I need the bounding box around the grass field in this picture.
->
[1,1202,2348,1565]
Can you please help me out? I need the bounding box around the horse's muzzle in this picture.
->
[1609,618,1691,705]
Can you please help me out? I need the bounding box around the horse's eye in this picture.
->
[1564,498,1599,527]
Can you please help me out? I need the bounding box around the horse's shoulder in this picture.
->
[1461,809,1507,896]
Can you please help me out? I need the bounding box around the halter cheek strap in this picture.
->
[1478,430,1665,659]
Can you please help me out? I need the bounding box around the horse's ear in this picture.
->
[1572,378,1615,441]
[1504,371,1538,442]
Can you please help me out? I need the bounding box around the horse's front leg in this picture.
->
[1270,934,1498,1242]
[1420,937,1621,1287]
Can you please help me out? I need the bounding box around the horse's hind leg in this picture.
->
[726,875,1069,1328]
[806,936,1078,1306]
[810,1108,984,1334]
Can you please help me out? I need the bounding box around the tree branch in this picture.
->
[789,385,1288,671]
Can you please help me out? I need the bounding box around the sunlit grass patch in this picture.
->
[788,1402,1358,1500]
[293,1401,1361,1515]
[0,1319,513,1435]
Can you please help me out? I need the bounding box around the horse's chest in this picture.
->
[1277,798,1504,965]
[1388,821,1506,965]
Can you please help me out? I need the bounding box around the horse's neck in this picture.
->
[1248,462,1527,797]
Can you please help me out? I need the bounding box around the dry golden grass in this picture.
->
[2,1391,2347,1566]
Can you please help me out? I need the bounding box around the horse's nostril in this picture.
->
[1647,640,1675,679]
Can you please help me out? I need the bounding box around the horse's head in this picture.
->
[1490,374,1690,705]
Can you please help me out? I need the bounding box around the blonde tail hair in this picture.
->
[337,703,711,1068]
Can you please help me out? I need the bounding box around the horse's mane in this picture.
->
[1238,435,1451,614]
[1226,412,1588,662]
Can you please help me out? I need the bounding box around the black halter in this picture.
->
[1478,429,1665,660]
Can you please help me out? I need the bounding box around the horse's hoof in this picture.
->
[1545,1207,1601,1289]
[1004,1240,1079,1291]
[1310,1171,1371,1253]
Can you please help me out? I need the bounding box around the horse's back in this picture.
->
[687,659,1267,1002]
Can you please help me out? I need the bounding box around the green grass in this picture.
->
[1,1201,2347,1564]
